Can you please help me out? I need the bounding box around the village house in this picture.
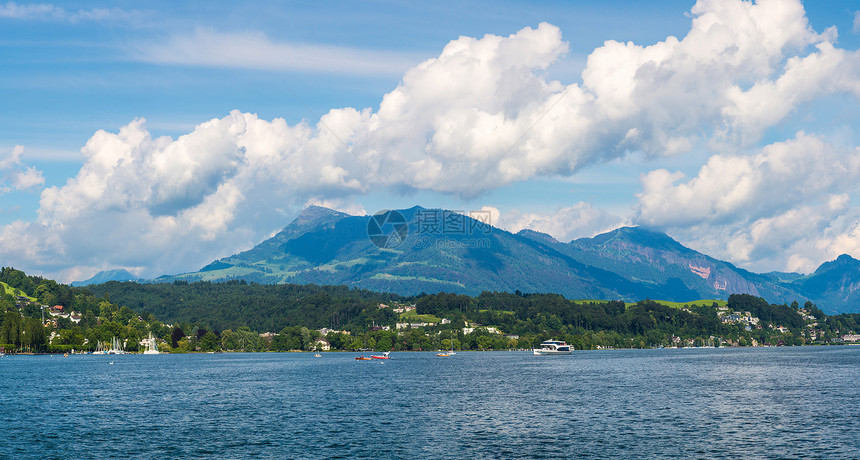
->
[392,304,416,314]
[317,328,350,336]
[314,338,331,351]
[396,322,436,329]
[463,326,501,335]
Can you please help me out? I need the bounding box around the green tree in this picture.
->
[200,331,219,352]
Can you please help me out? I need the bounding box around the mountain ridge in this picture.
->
[76,205,860,314]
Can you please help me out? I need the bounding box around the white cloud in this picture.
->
[636,133,860,227]
[304,198,367,217]
[635,134,860,273]
[3,0,860,280]
[500,203,629,243]
[0,2,141,22]
[854,11,860,34]
[19,111,370,279]
[135,28,421,77]
[1,145,44,193]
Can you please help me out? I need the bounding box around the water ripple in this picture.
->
[1,348,859,458]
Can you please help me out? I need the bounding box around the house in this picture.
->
[842,334,860,343]
[396,322,435,329]
[463,326,501,335]
[392,304,417,313]
[314,338,331,351]
[318,328,350,336]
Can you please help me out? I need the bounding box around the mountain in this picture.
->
[72,269,137,287]
[558,226,804,306]
[162,206,679,300]
[789,254,860,310]
[151,205,859,313]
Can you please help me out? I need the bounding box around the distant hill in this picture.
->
[556,226,803,306]
[789,254,860,310]
[71,269,137,287]
[142,205,860,314]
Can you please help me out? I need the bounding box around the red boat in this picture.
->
[355,356,372,360]
[371,352,391,360]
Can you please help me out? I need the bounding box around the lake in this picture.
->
[2,347,859,458]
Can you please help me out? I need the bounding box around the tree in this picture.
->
[200,331,220,352]
[0,311,22,347]
[22,317,46,351]
[171,326,185,348]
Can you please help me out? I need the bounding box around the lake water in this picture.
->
[2,347,859,458]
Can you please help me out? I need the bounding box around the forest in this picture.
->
[2,266,859,353]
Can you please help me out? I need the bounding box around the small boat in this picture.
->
[355,356,372,361]
[371,351,390,360]
[314,353,322,358]
[533,340,573,355]
[436,352,450,357]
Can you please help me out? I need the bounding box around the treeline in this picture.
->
[3,265,860,353]
[83,279,402,332]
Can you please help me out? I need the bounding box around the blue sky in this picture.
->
[1,0,860,282]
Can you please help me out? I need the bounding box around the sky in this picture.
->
[1,0,860,283]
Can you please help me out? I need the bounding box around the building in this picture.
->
[314,338,331,351]
[463,326,501,335]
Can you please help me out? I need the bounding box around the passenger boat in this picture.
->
[436,352,450,357]
[355,356,372,360]
[371,351,390,360]
[533,340,572,355]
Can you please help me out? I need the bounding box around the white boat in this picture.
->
[143,333,160,355]
[92,340,107,354]
[107,336,125,355]
[533,340,573,355]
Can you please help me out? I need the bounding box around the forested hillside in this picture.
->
[4,266,860,353]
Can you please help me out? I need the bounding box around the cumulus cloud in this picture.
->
[635,134,860,273]
[500,203,629,243]
[3,0,860,280]
[24,110,371,278]
[636,133,860,227]
[1,145,44,194]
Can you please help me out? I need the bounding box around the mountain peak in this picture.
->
[582,226,687,252]
[71,269,136,286]
[298,204,350,221]
[812,253,860,275]
[517,228,560,245]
